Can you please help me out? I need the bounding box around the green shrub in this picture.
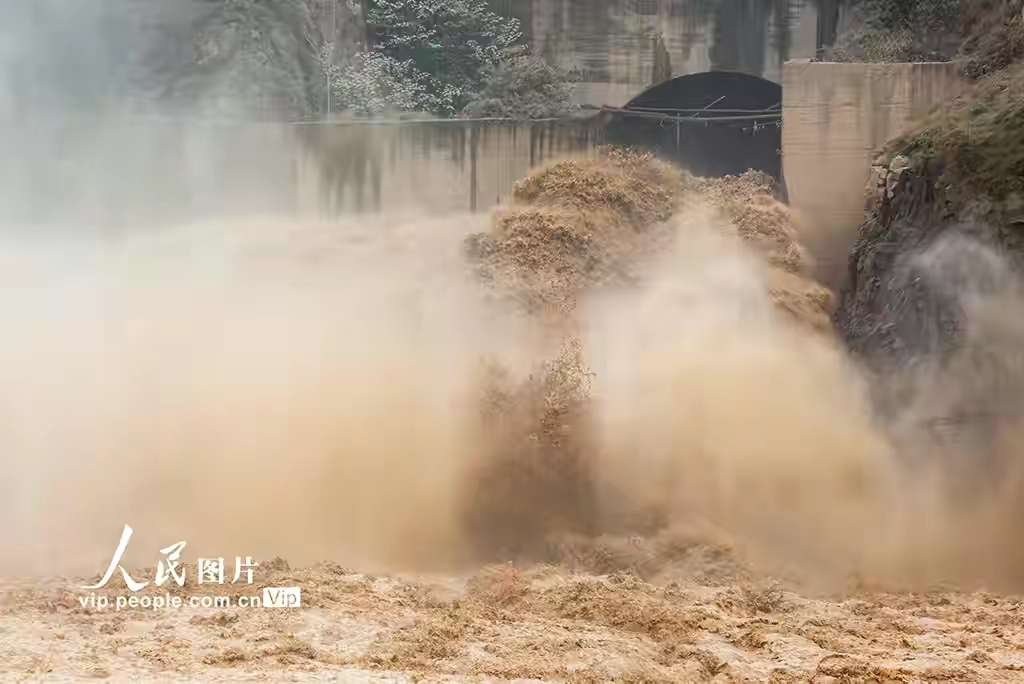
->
[462,56,576,120]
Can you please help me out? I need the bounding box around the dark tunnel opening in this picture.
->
[605,71,784,194]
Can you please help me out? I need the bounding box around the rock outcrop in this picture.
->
[835,65,1024,448]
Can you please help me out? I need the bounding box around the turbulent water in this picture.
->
[5,8,1024,681]
[2,116,1024,599]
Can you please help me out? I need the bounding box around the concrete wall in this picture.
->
[493,0,819,106]
[295,119,603,216]
[1,117,602,233]
[782,60,966,277]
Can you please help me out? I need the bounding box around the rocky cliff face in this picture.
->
[837,157,1024,366]
[0,0,364,119]
[157,0,365,118]
[835,65,1024,453]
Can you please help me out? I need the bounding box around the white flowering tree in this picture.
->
[334,0,527,117]
[333,51,461,115]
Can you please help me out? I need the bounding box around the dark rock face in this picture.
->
[838,157,1024,365]
[838,161,964,367]
[836,157,1024,459]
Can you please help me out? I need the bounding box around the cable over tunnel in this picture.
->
[602,71,783,188]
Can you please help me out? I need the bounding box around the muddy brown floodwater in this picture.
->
[3,152,1024,681]
[5,549,1024,681]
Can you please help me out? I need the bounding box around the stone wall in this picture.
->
[781,60,966,281]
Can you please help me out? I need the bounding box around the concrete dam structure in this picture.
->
[289,57,967,224]
[782,60,967,274]
[19,68,959,227]
[5,1,965,231]
[287,0,828,213]
[492,0,821,106]
[3,116,605,227]
[294,119,604,215]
